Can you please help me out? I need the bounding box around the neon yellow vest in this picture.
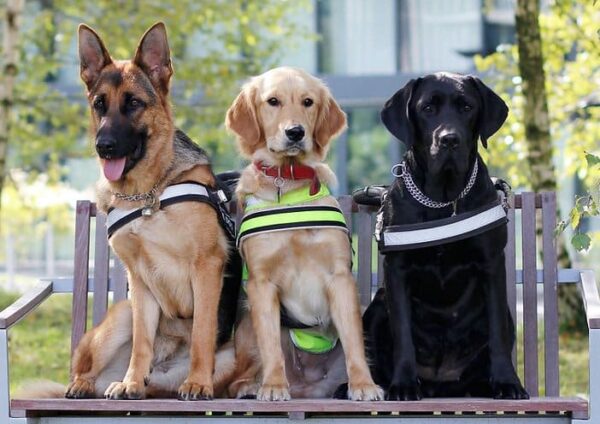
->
[237,184,348,248]
[238,184,345,354]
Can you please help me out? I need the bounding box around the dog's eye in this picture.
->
[128,97,145,110]
[303,98,313,107]
[422,104,433,113]
[462,104,473,112]
[93,97,106,113]
[267,97,280,106]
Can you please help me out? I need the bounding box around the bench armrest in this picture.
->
[579,270,600,330]
[0,281,53,329]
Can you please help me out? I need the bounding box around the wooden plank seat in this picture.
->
[1,192,598,423]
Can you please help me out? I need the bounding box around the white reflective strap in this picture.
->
[383,204,506,247]
[107,183,210,229]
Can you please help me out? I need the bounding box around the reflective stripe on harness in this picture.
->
[237,184,348,248]
[106,182,235,239]
[377,200,507,252]
[237,205,348,248]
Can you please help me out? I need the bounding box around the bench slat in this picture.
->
[542,192,559,396]
[10,397,588,415]
[357,206,373,307]
[521,192,539,396]
[71,201,91,357]
[92,212,109,327]
[505,194,517,368]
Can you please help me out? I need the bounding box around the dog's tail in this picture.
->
[14,380,65,399]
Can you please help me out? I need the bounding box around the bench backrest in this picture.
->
[70,191,560,397]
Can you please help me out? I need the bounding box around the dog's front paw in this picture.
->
[178,381,213,401]
[257,384,290,401]
[104,381,145,400]
[65,377,95,398]
[386,381,422,401]
[348,382,384,401]
[490,379,529,400]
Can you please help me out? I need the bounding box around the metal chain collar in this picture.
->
[113,185,158,202]
[111,163,176,215]
[391,159,479,209]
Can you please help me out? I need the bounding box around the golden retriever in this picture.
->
[224,67,383,401]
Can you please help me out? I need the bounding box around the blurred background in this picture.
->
[0,0,598,395]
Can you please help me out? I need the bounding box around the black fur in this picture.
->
[367,73,528,400]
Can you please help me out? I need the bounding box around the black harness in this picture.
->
[106,182,235,240]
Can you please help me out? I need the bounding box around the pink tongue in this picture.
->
[103,158,127,181]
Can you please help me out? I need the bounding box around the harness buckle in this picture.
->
[216,189,228,203]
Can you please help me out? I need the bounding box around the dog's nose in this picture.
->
[96,136,117,157]
[285,126,305,143]
[440,134,460,149]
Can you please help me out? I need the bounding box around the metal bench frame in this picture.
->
[1,192,598,423]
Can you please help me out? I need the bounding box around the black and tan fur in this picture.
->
[63,23,239,400]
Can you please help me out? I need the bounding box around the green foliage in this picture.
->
[6,0,313,180]
[558,151,600,252]
[475,1,600,188]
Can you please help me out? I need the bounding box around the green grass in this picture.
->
[559,332,589,396]
[1,288,72,392]
[0,288,591,397]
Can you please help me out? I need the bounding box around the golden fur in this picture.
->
[224,67,383,401]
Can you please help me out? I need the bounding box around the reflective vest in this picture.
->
[237,184,348,248]
[238,183,346,354]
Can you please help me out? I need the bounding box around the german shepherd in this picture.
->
[63,22,240,400]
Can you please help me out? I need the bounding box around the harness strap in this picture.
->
[378,200,507,252]
[107,182,235,239]
[237,205,347,248]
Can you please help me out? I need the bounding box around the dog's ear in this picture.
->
[468,76,508,148]
[78,24,112,91]
[226,83,262,156]
[313,90,347,158]
[133,22,173,95]
[380,78,421,147]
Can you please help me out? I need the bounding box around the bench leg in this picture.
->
[574,329,599,423]
[1,329,28,423]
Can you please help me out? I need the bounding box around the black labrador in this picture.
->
[365,72,528,400]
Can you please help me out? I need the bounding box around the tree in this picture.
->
[1,0,312,205]
[515,0,554,193]
[475,0,600,332]
[0,0,24,211]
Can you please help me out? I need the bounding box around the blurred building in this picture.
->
[276,0,522,194]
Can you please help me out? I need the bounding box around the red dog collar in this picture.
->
[254,161,321,195]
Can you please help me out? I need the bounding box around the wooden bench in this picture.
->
[1,192,598,423]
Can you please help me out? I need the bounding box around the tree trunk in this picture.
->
[515,0,585,332]
[0,0,24,212]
